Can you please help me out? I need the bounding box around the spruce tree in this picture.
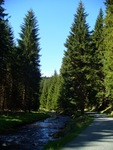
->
[18,9,41,112]
[59,1,91,114]
[52,75,60,110]
[5,26,17,111]
[103,0,113,108]
[90,8,104,109]
[46,71,58,110]
[40,80,49,109]
[0,0,15,111]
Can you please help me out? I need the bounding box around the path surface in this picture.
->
[62,113,113,150]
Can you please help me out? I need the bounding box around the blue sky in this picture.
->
[4,0,106,77]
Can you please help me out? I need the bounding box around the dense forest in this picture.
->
[0,0,41,112]
[0,0,113,114]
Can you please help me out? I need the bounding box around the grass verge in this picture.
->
[0,111,49,134]
[44,114,94,150]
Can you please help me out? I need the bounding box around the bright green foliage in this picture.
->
[90,9,105,109]
[52,76,60,110]
[103,0,113,105]
[40,72,59,111]
[40,77,50,92]
[58,1,91,114]
[46,71,58,110]
[18,9,41,112]
[40,79,49,109]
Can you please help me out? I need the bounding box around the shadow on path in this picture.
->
[62,113,113,150]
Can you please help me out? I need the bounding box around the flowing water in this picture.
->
[0,114,71,150]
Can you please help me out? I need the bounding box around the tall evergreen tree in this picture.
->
[89,8,104,109]
[52,75,60,110]
[18,9,41,112]
[0,0,7,111]
[58,1,91,114]
[40,79,49,109]
[46,71,58,110]
[5,26,17,111]
[103,0,113,109]
[0,0,15,111]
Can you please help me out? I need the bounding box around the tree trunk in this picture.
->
[1,80,5,112]
[22,84,27,112]
[81,101,84,114]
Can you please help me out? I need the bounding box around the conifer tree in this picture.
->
[89,8,104,109]
[0,0,7,111]
[46,71,58,110]
[40,80,49,109]
[5,26,17,111]
[59,1,91,114]
[103,0,113,108]
[0,0,15,111]
[52,75,60,110]
[18,9,41,112]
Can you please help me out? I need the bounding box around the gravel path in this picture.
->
[62,113,113,150]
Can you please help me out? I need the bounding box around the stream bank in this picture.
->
[0,113,71,150]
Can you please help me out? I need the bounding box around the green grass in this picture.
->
[44,114,94,150]
[0,111,49,134]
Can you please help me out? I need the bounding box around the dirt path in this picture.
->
[62,113,113,150]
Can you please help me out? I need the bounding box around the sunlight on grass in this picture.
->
[5,118,22,122]
[0,112,49,134]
